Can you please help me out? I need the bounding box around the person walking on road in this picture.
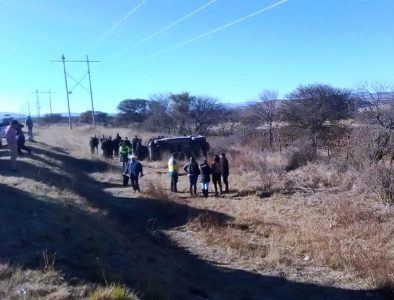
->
[183,156,200,196]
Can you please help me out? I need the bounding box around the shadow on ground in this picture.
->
[0,145,391,300]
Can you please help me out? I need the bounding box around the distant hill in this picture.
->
[0,112,82,119]
[222,102,251,109]
[0,112,27,119]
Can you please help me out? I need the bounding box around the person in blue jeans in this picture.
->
[124,154,144,192]
[199,159,211,197]
[183,157,200,196]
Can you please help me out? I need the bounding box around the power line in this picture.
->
[32,90,55,117]
[124,0,289,65]
[108,0,218,59]
[83,0,148,53]
[51,55,100,129]
[32,90,41,119]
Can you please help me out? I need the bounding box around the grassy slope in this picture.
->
[0,124,391,299]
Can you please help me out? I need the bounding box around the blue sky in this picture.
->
[0,0,393,115]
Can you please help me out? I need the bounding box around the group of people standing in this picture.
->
[168,153,229,197]
[121,150,229,197]
[4,117,33,171]
[89,134,143,160]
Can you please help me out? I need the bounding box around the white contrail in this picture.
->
[84,0,148,51]
[130,0,288,64]
[109,0,218,58]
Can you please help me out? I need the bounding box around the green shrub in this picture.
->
[89,283,139,300]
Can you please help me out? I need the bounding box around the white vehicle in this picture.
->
[0,114,13,147]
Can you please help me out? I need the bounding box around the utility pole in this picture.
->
[32,90,56,117]
[51,54,100,129]
[86,55,96,127]
[27,101,31,116]
[48,90,54,116]
[33,89,41,118]
[62,54,72,129]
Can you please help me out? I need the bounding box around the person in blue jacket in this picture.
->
[124,154,144,192]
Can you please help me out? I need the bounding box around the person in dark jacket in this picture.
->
[25,115,33,140]
[211,155,222,196]
[183,157,200,195]
[131,135,139,154]
[124,154,144,192]
[107,136,114,158]
[16,124,32,155]
[89,135,99,154]
[220,153,229,193]
[124,137,132,148]
[113,133,122,157]
[100,135,107,156]
[199,159,211,197]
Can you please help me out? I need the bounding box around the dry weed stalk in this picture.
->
[42,249,56,274]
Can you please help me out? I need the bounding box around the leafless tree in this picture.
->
[169,92,194,134]
[357,82,394,164]
[250,90,279,148]
[284,83,353,147]
[144,94,174,133]
[357,82,394,131]
[219,108,240,136]
[189,96,224,134]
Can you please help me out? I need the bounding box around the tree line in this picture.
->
[41,82,393,152]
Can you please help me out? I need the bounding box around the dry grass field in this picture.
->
[0,123,393,299]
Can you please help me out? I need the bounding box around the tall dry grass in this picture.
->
[5,123,393,292]
[185,135,394,288]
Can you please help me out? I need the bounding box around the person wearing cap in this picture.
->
[6,120,19,171]
[168,153,178,192]
[124,154,144,192]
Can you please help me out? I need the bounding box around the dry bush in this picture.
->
[0,263,90,299]
[207,135,239,155]
[273,199,394,287]
[89,283,139,300]
[343,127,382,170]
[188,214,270,258]
[285,139,317,171]
[357,166,394,204]
[255,155,286,196]
[284,162,342,193]
[188,212,228,231]
[187,192,394,287]
[143,182,171,201]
